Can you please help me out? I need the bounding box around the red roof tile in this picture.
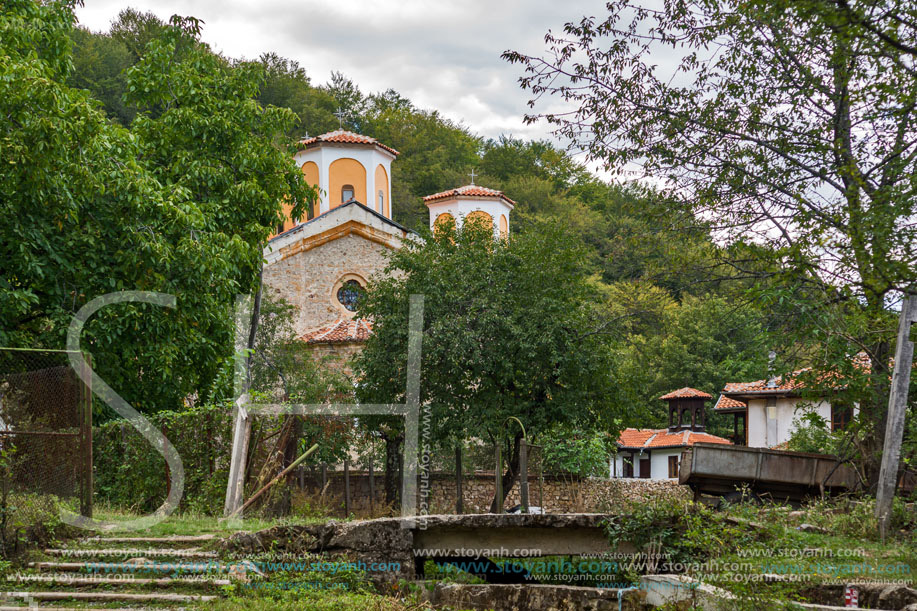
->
[298,130,399,156]
[301,318,373,344]
[423,184,516,207]
[616,428,732,449]
[713,395,748,411]
[722,369,809,393]
[659,387,712,400]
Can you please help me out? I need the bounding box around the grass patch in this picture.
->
[88,506,327,537]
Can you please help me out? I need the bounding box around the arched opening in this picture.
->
[301,161,319,219]
[434,212,456,235]
[499,214,508,237]
[329,158,366,208]
[465,210,493,230]
[374,164,389,217]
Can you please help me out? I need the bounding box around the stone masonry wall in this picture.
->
[292,471,688,518]
[263,232,392,337]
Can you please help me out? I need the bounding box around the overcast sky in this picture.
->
[75,0,608,152]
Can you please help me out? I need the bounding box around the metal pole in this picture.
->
[876,293,917,538]
[520,438,529,513]
[455,446,463,514]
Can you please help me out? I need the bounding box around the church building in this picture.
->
[263,130,514,367]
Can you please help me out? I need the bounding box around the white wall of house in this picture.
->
[745,397,833,448]
[611,448,683,480]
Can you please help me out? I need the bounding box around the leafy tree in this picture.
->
[0,1,312,414]
[66,27,134,125]
[609,289,773,435]
[505,0,917,481]
[353,218,619,509]
[109,8,169,62]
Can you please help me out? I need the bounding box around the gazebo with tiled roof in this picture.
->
[660,387,712,432]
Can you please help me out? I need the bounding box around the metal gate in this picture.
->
[0,348,92,519]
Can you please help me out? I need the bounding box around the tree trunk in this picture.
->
[863,340,892,489]
[489,432,523,513]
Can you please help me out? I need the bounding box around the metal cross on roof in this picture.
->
[333,107,348,129]
[469,168,478,185]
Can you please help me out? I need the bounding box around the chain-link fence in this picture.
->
[0,348,92,550]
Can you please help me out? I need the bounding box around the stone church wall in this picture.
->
[263,232,392,337]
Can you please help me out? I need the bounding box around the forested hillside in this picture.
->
[47,8,780,429]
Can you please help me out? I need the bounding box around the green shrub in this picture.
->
[93,402,232,514]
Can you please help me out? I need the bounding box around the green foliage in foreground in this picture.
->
[1,0,313,414]
[355,218,619,461]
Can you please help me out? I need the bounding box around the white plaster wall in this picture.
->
[745,397,833,448]
[611,449,681,480]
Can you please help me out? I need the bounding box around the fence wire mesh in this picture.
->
[0,348,92,551]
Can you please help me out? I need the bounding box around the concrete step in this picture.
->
[44,547,217,559]
[7,574,230,587]
[81,534,216,544]
[30,560,241,574]
[0,591,217,603]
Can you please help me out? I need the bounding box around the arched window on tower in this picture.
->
[342,185,355,203]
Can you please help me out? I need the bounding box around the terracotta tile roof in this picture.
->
[659,387,712,400]
[713,395,748,411]
[722,369,809,394]
[719,352,884,397]
[297,130,399,156]
[300,318,373,344]
[618,429,656,448]
[616,428,732,450]
[423,184,517,207]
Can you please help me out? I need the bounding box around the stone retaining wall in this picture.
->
[293,472,688,517]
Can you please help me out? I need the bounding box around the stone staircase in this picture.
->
[1,533,236,609]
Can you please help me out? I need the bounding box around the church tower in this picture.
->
[423,182,515,238]
[277,130,399,233]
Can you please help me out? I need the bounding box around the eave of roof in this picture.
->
[423,185,516,208]
[297,130,399,156]
[268,199,414,244]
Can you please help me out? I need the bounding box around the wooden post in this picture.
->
[455,446,463,514]
[79,352,93,518]
[520,438,529,513]
[876,293,917,538]
[320,463,327,501]
[494,443,503,514]
[539,460,544,513]
[230,444,318,518]
[344,459,351,517]
[368,457,375,515]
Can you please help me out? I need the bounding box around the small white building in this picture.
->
[713,372,854,448]
[612,388,732,480]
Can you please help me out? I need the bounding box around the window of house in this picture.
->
[342,185,354,203]
[831,402,853,431]
[378,190,384,212]
[622,457,633,478]
[668,455,679,478]
[337,279,363,312]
